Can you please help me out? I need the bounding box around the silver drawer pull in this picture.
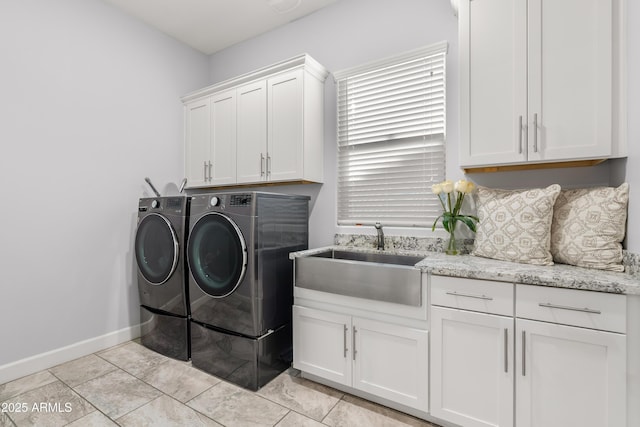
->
[352,327,357,361]
[343,325,348,358]
[533,113,538,153]
[504,328,508,373]
[518,115,523,154]
[445,291,493,301]
[522,330,526,377]
[538,302,601,315]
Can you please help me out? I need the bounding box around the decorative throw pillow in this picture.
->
[472,184,561,266]
[551,183,629,272]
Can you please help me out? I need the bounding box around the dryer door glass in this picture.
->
[135,214,179,285]
[188,213,247,298]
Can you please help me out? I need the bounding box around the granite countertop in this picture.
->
[290,246,640,296]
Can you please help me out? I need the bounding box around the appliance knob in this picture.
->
[151,200,159,209]
[210,196,220,207]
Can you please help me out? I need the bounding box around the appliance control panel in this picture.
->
[138,197,187,214]
[230,194,252,206]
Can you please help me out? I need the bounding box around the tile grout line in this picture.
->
[94,343,230,425]
[47,374,102,426]
[2,412,17,427]
[271,408,292,426]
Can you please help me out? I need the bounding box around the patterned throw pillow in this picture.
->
[551,183,629,272]
[472,185,561,266]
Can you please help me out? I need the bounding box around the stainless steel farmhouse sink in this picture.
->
[294,249,424,306]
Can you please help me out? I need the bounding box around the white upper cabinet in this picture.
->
[185,90,238,186]
[236,81,267,184]
[184,98,210,187]
[459,0,625,168]
[210,90,237,185]
[267,69,305,183]
[182,54,328,189]
[459,0,527,167]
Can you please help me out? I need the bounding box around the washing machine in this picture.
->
[135,196,190,360]
[187,192,309,390]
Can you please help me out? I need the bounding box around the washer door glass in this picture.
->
[135,214,179,285]
[188,213,247,298]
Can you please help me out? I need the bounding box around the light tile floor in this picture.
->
[0,341,441,427]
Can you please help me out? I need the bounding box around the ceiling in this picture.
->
[102,0,340,55]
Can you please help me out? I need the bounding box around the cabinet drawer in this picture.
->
[431,276,514,316]
[516,284,626,333]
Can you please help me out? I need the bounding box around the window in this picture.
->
[335,42,447,227]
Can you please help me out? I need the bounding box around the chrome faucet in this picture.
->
[374,222,385,250]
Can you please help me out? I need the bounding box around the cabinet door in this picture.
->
[267,69,304,182]
[292,306,352,386]
[527,0,612,162]
[459,0,527,167]
[184,98,211,186]
[236,81,267,184]
[430,306,514,427]
[352,317,428,412]
[515,319,626,427]
[210,90,236,185]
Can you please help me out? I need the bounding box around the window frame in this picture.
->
[334,41,448,229]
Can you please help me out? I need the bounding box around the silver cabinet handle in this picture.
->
[260,153,265,177]
[538,302,601,315]
[203,161,208,181]
[343,325,348,358]
[445,291,494,301]
[208,161,212,182]
[266,154,271,178]
[518,116,523,154]
[352,327,357,361]
[504,328,509,373]
[533,113,538,153]
[522,330,526,377]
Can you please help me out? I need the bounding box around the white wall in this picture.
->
[207,0,459,247]
[0,0,209,369]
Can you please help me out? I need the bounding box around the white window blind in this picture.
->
[335,42,447,227]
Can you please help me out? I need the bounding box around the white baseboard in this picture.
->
[0,324,141,385]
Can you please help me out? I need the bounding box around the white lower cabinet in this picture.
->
[430,276,628,427]
[515,283,627,427]
[515,319,626,427]
[352,317,429,409]
[292,306,351,386]
[292,305,429,412]
[430,306,514,427]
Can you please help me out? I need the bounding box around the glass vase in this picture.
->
[445,221,459,255]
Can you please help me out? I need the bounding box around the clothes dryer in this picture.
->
[135,196,190,360]
[188,192,309,390]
